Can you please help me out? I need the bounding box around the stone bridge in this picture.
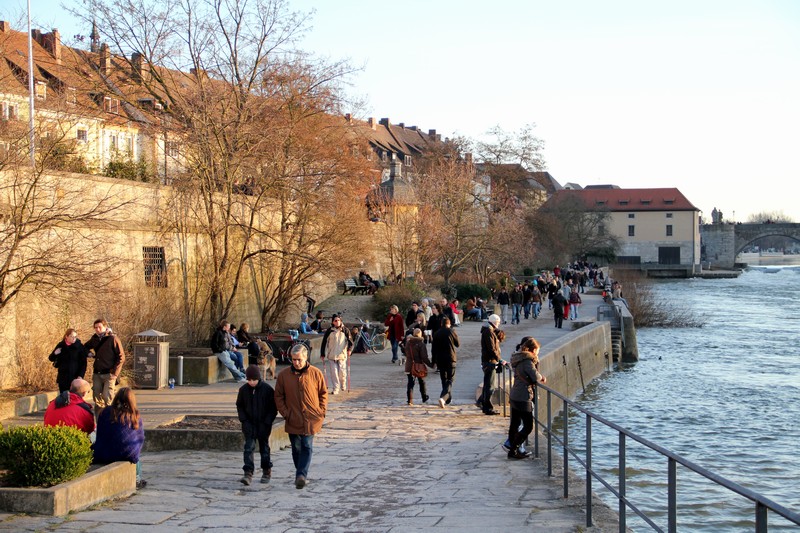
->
[701,223,800,268]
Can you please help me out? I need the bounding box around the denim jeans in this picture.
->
[570,303,579,319]
[230,350,245,372]
[243,435,272,474]
[499,304,509,323]
[216,351,245,380]
[289,434,314,479]
[512,304,522,324]
[390,340,400,362]
[523,302,531,319]
[481,363,498,412]
[532,302,541,318]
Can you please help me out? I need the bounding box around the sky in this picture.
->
[9,0,800,222]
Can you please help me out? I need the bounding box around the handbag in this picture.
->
[411,361,428,378]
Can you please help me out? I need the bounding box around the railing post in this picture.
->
[533,383,539,459]
[586,414,593,528]
[668,457,677,533]
[619,432,626,533]
[547,391,553,477]
[755,502,768,533]
[563,405,569,499]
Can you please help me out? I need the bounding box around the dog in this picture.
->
[255,340,277,380]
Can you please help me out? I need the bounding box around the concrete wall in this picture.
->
[535,322,613,421]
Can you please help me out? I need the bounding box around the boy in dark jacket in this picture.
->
[236,365,278,485]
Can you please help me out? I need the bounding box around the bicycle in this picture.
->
[262,329,311,364]
[354,318,388,353]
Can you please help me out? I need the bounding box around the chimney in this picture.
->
[409,126,417,131]
[0,21,10,33]
[31,29,43,47]
[42,29,62,64]
[390,157,403,179]
[368,117,377,130]
[99,43,111,75]
[379,118,389,126]
[398,122,405,129]
[428,129,436,137]
[344,113,352,124]
[132,52,150,82]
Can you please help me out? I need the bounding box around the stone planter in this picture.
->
[0,461,136,516]
[144,415,290,452]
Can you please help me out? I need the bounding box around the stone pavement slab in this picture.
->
[0,293,619,531]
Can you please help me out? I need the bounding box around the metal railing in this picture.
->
[531,381,800,532]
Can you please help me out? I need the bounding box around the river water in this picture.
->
[569,265,800,531]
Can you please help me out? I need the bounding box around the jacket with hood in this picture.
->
[480,325,501,365]
[509,350,544,405]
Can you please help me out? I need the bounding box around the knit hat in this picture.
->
[488,314,501,326]
[245,365,261,381]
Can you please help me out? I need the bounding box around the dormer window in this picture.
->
[35,81,47,100]
[619,200,629,206]
[640,199,651,205]
[596,200,606,206]
[104,96,120,114]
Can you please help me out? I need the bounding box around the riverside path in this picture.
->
[0,292,619,532]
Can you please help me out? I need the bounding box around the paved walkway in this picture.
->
[0,294,619,532]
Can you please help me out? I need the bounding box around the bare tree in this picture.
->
[79,0,370,333]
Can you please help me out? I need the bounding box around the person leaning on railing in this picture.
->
[506,336,547,460]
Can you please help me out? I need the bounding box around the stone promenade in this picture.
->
[0,296,619,532]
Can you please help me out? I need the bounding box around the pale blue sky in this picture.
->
[9,0,800,221]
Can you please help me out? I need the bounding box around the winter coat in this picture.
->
[427,313,443,335]
[274,363,327,436]
[43,392,95,434]
[480,325,501,365]
[321,326,353,360]
[384,313,405,342]
[496,291,510,305]
[552,293,568,316]
[236,380,278,439]
[93,407,145,464]
[510,289,524,305]
[431,326,459,369]
[403,336,433,374]
[84,332,125,376]
[509,350,544,405]
[210,327,231,354]
[48,339,88,392]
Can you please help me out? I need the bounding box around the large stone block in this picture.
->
[0,461,135,516]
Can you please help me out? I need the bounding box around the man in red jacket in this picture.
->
[384,305,405,364]
[43,378,95,434]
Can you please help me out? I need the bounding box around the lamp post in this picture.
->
[26,0,36,168]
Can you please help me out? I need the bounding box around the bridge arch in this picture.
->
[701,223,800,269]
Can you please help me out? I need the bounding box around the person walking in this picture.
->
[510,285,524,325]
[274,344,327,489]
[552,291,567,329]
[431,317,459,408]
[84,319,126,410]
[568,288,582,320]
[478,314,503,415]
[236,365,278,486]
[496,287,510,324]
[506,337,547,459]
[384,305,405,364]
[404,329,433,405]
[48,328,88,394]
[320,314,353,394]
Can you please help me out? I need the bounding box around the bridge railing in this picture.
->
[531,381,800,532]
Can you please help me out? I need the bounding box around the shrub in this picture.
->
[0,425,93,487]
[452,283,492,302]
[369,282,428,320]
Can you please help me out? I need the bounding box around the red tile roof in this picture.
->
[549,188,698,212]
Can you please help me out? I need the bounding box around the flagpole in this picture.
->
[26,0,36,169]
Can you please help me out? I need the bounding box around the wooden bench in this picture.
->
[340,277,367,295]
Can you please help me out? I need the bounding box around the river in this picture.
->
[570,265,800,531]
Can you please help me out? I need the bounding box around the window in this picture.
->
[404,155,412,166]
[166,141,179,157]
[35,81,47,100]
[76,128,88,142]
[666,224,673,236]
[628,225,635,237]
[598,224,605,236]
[628,213,635,219]
[666,213,673,218]
[1,102,18,121]
[619,200,629,206]
[103,96,120,114]
[109,134,117,152]
[143,247,168,288]
[126,136,134,155]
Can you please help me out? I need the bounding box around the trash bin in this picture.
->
[132,329,170,389]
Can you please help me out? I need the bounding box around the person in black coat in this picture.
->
[552,292,568,329]
[236,365,278,485]
[48,328,88,393]
[431,318,460,408]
